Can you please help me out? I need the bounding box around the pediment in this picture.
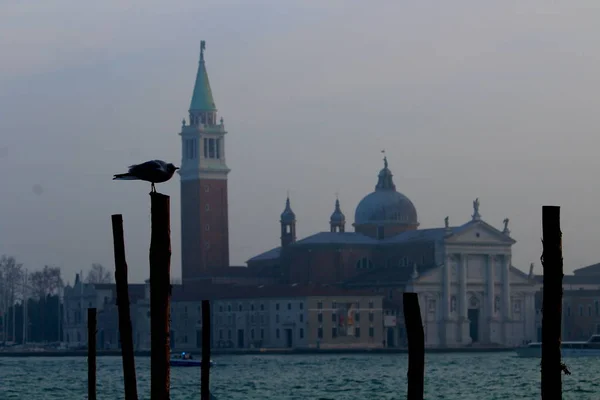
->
[510,266,533,285]
[445,220,516,245]
[412,265,443,284]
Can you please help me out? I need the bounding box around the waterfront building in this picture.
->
[248,159,539,347]
[62,274,145,349]
[534,263,600,342]
[165,284,384,350]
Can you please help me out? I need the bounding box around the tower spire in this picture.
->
[190,39,216,112]
[330,196,346,233]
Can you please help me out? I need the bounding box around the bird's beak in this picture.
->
[175,166,180,170]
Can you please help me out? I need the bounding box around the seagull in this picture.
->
[113,160,179,192]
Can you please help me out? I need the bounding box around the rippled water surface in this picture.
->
[1,353,599,399]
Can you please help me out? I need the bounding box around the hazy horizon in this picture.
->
[2,1,600,283]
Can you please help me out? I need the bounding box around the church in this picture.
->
[176,41,537,348]
[246,157,538,347]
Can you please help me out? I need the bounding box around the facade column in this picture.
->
[442,254,452,346]
[443,255,452,319]
[486,255,495,344]
[459,254,470,344]
[502,254,512,345]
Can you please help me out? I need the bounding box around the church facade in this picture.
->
[248,158,538,347]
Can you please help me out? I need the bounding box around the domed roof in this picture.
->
[330,199,346,223]
[280,197,296,223]
[354,157,418,226]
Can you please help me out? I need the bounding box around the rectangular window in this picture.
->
[332,302,337,309]
[355,327,361,338]
[332,327,338,338]
[276,303,280,311]
[332,313,337,322]
[228,330,232,340]
[300,303,304,310]
[318,313,323,323]
[219,330,223,340]
[276,329,280,339]
[299,314,304,322]
[369,301,374,309]
[318,328,323,339]
[355,312,361,322]
[287,303,292,310]
[369,312,374,322]
[369,327,374,338]
[377,226,384,239]
[317,302,323,310]
[251,329,255,339]
[261,329,264,339]
[299,328,304,339]
[215,139,220,159]
[276,314,279,323]
[203,139,208,158]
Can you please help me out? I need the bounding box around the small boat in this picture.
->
[170,352,215,367]
[516,334,600,358]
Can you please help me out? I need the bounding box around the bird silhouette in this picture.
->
[113,160,179,192]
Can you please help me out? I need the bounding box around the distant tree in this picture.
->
[85,263,112,284]
[29,266,62,342]
[29,266,62,299]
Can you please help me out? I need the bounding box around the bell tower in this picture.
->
[280,197,296,247]
[179,40,230,283]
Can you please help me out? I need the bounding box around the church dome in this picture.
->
[354,157,418,227]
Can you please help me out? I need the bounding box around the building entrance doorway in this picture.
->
[285,329,293,348]
[468,309,480,342]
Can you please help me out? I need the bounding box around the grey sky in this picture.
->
[1,1,599,283]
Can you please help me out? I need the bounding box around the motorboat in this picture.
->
[515,334,600,358]
[170,352,215,367]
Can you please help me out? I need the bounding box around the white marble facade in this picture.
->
[407,218,538,347]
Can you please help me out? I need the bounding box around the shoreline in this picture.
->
[0,346,516,357]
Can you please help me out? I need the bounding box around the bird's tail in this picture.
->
[113,173,138,181]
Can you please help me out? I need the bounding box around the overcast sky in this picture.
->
[2,1,600,283]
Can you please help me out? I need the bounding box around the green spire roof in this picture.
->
[189,40,217,111]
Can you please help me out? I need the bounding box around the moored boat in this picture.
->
[515,334,600,358]
[170,352,215,367]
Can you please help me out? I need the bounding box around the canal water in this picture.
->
[0,353,597,399]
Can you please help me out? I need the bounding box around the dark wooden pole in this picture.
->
[149,193,171,400]
[88,308,97,400]
[112,214,139,400]
[201,300,211,400]
[403,292,424,400]
[541,206,565,398]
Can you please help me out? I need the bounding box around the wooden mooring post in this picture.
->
[88,308,97,400]
[201,300,211,400]
[541,206,566,398]
[112,214,139,400]
[403,292,424,400]
[149,193,172,400]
